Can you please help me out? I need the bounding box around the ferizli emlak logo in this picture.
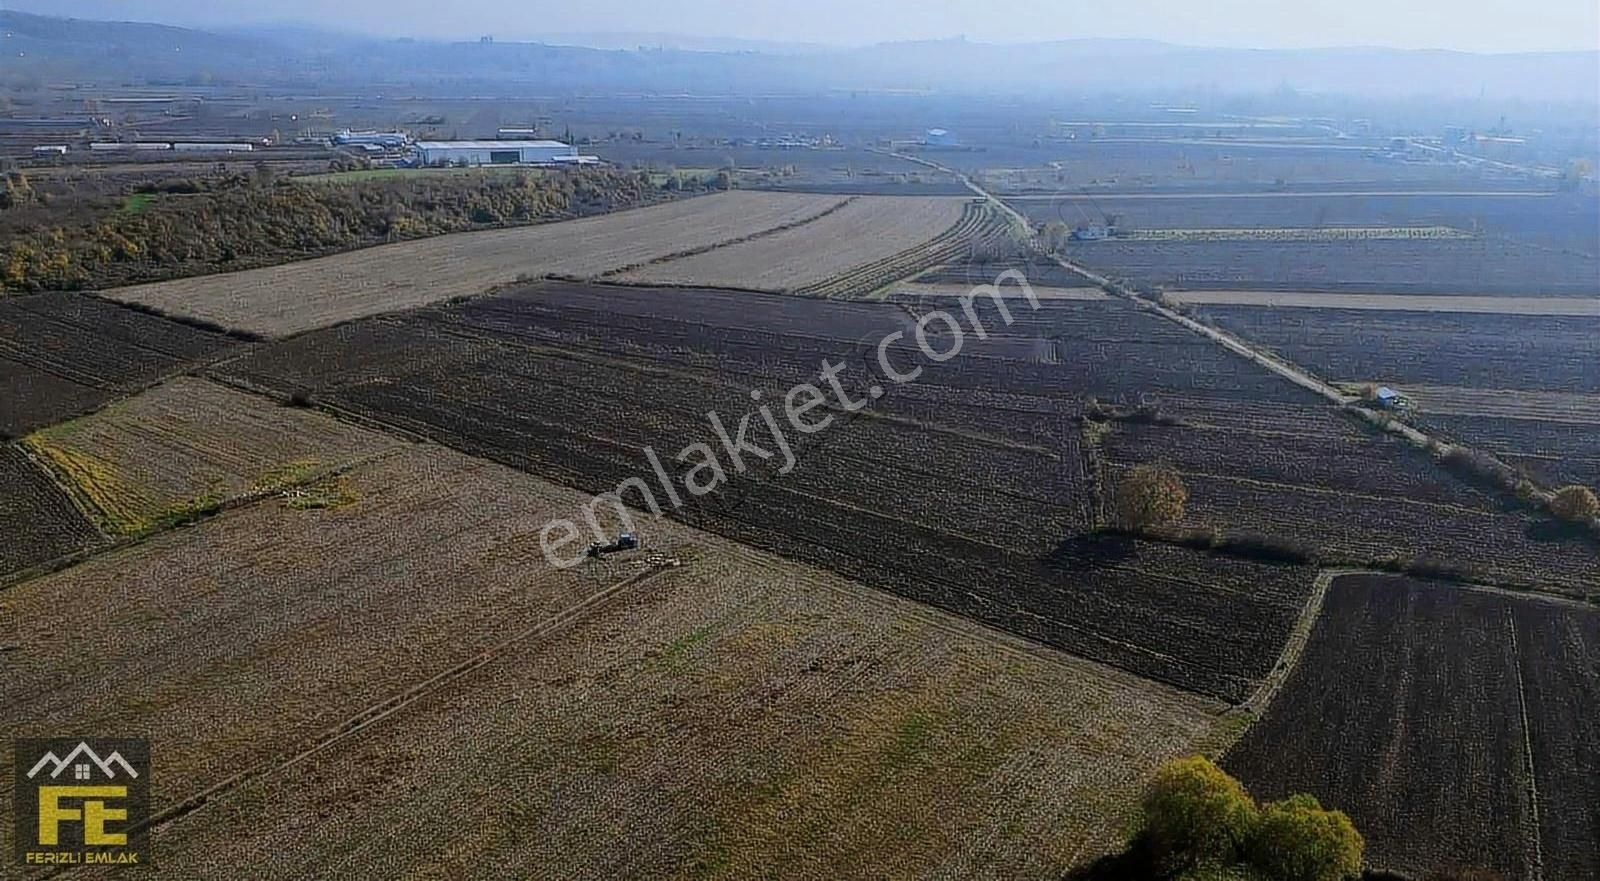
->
[13,738,150,867]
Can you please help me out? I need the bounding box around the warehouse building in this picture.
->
[415,140,579,167]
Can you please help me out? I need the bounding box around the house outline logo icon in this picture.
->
[13,737,151,867]
[25,742,140,782]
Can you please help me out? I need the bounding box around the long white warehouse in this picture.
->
[415,140,577,166]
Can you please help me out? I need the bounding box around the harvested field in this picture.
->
[1225,574,1600,880]
[107,191,848,337]
[23,377,401,535]
[0,292,238,435]
[614,195,969,295]
[1069,238,1598,296]
[1166,290,1600,316]
[214,280,1323,703]
[2,443,1226,880]
[0,443,103,580]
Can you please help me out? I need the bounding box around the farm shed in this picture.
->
[1374,386,1410,409]
[415,140,578,167]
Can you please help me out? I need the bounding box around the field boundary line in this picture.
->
[46,563,676,880]
[902,149,1599,541]
[595,195,857,277]
[1235,569,1336,723]
[1103,462,1515,520]
[1505,608,1547,881]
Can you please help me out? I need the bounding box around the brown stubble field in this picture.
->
[87,543,1225,881]
[106,191,849,336]
[0,444,1226,880]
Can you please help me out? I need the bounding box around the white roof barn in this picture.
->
[415,140,578,166]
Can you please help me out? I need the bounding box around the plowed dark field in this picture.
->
[0,293,238,435]
[0,443,103,578]
[1196,307,1600,393]
[1225,574,1600,880]
[1194,306,1600,503]
[1012,191,1600,255]
[1099,416,1600,594]
[216,280,1319,703]
[1070,238,1598,296]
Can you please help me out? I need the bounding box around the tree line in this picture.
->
[1,166,669,292]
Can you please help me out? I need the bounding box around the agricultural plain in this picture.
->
[0,444,1225,879]
[107,191,848,336]
[1066,237,1597,296]
[1226,574,1599,881]
[214,280,1333,703]
[1165,290,1599,315]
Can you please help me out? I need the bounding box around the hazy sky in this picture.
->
[8,0,1599,51]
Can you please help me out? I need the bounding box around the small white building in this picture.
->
[415,140,578,167]
[333,130,409,148]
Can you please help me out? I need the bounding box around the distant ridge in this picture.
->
[1,11,1595,104]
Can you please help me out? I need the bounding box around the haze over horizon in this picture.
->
[3,0,1597,53]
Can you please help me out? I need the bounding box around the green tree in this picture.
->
[1140,756,1258,873]
[1248,794,1364,881]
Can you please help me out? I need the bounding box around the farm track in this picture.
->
[1225,574,1597,879]
[904,151,1600,537]
[1506,608,1547,881]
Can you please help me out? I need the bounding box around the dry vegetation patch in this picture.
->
[23,377,401,535]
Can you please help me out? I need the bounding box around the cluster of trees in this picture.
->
[1,167,662,291]
[1082,756,1364,881]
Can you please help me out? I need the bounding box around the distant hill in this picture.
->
[2,11,1595,105]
